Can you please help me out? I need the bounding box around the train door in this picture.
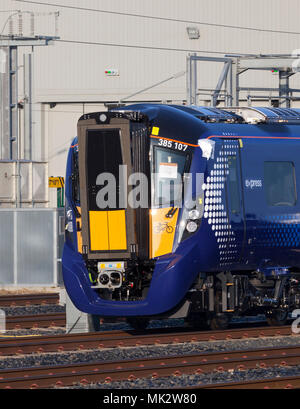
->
[241,137,300,267]
[77,117,137,260]
[222,139,246,265]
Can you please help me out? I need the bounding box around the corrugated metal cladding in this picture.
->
[1,0,300,207]
[2,0,300,102]
[0,209,64,285]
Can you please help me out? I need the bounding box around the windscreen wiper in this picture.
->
[165,207,178,218]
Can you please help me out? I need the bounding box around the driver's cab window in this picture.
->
[153,147,188,208]
[264,161,297,206]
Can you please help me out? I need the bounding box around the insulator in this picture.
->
[55,11,59,37]
[30,13,35,37]
[18,12,23,37]
[8,17,13,36]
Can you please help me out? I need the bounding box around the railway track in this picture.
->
[0,293,59,307]
[2,293,298,388]
[5,313,66,330]
[1,344,300,388]
[195,375,300,389]
[0,324,294,355]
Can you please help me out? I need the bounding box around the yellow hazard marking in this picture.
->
[239,139,243,148]
[152,127,160,136]
[48,177,64,188]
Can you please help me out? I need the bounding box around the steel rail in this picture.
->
[1,344,300,388]
[5,313,66,329]
[0,324,294,356]
[0,293,59,307]
[193,375,300,389]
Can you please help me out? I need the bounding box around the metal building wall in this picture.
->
[32,0,300,103]
[1,0,300,208]
[1,0,300,103]
[0,209,64,286]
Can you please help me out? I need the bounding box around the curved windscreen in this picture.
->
[153,146,188,208]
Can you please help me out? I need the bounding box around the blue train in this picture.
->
[62,104,300,329]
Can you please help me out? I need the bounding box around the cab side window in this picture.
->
[264,161,297,206]
[228,155,240,214]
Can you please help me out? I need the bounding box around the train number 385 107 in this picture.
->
[158,138,188,151]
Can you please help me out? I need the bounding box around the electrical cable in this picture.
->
[56,38,237,55]
[14,0,300,36]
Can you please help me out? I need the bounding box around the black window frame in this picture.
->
[152,145,190,208]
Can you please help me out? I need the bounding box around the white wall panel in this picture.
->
[2,0,300,207]
[1,0,300,102]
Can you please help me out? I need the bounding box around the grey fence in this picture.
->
[0,208,64,286]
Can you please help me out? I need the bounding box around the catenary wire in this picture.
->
[14,0,300,36]
[56,38,244,56]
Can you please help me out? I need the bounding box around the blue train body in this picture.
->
[62,104,300,328]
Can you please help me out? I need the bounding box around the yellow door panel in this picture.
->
[89,211,109,251]
[150,207,178,258]
[108,210,127,250]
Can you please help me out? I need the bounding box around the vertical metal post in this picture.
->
[9,46,18,160]
[13,209,18,285]
[57,187,64,208]
[279,70,291,108]
[231,58,239,106]
[24,54,32,160]
[187,53,197,105]
[0,47,10,159]
[0,35,59,164]
[186,54,192,104]
[191,53,197,105]
[53,209,58,286]
[212,61,231,107]
[224,67,230,107]
[227,61,233,107]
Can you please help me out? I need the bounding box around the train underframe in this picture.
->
[185,269,300,329]
[87,257,300,329]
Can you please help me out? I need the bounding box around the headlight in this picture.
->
[66,209,73,221]
[177,206,202,244]
[189,209,200,220]
[186,221,198,233]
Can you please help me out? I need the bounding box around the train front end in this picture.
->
[62,107,205,317]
